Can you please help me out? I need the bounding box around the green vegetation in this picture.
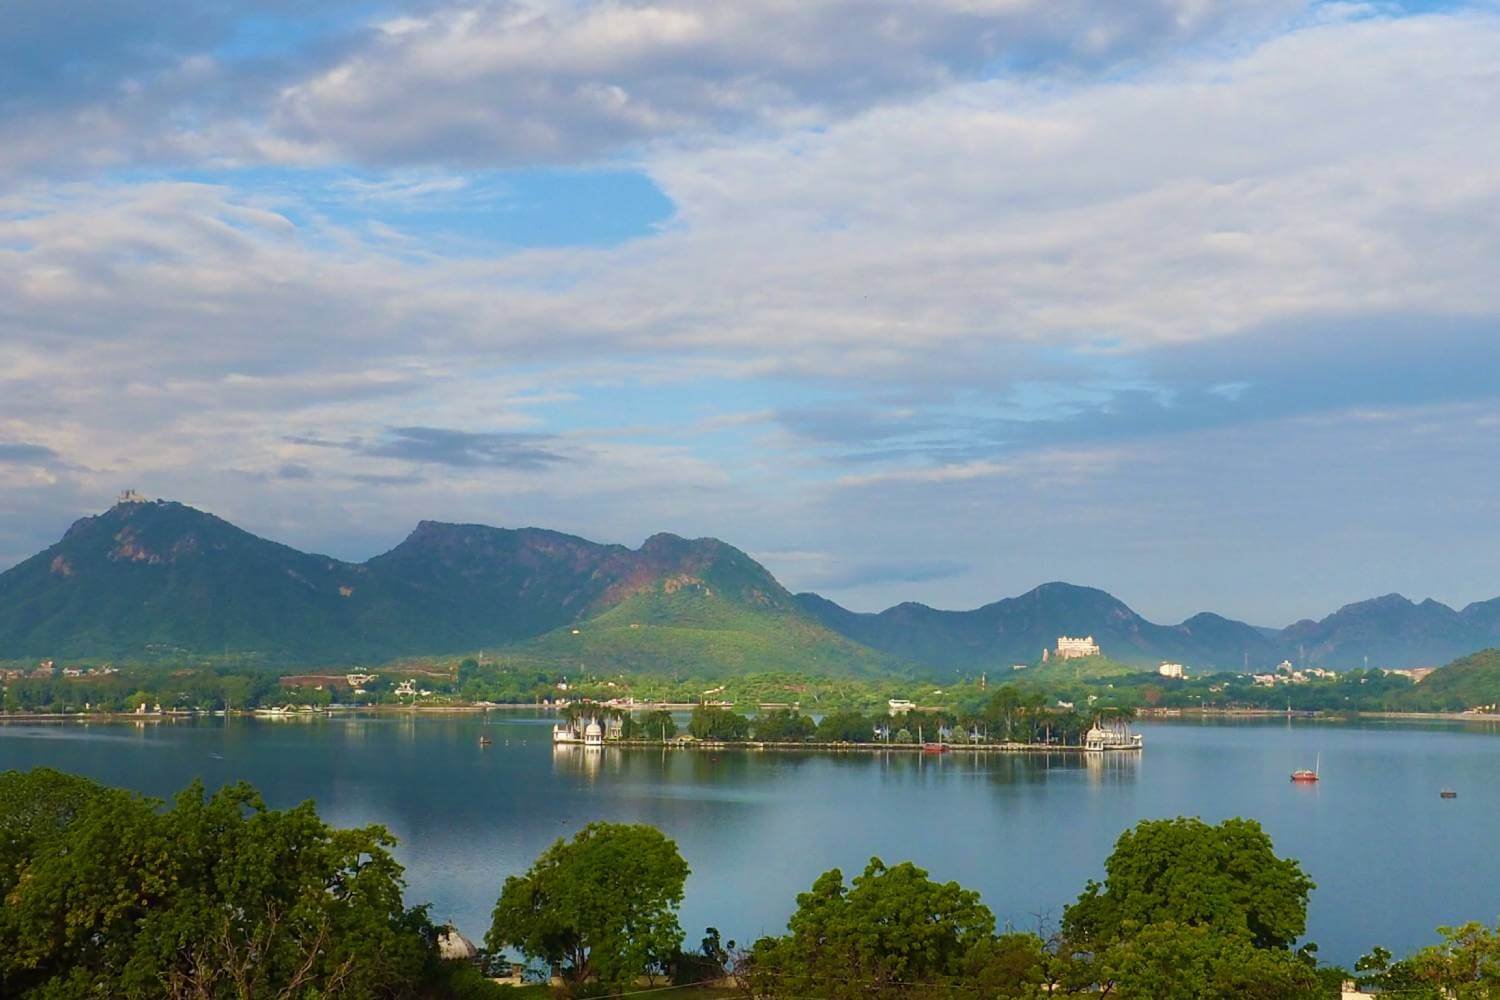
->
[1355,923,1500,996]
[0,768,501,999]
[8,646,1500,726]
[687,705,752,740]
[492,584,907,679]
[1063,817,1315,951]
[487,823,690,994]
[748,858,1019,998]
[6,766,1498,997]
[1409,648,1500,710]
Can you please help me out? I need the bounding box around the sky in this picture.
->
[2,0,1499,628]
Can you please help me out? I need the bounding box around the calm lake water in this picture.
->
[2,714,1497,965]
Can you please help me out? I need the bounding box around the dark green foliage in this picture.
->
[487,823,689,995]
[1414,649,1500,710]
[1358,922,1500,997]
[670,927,730,985]
[1095,921,1322,999]
[748,858,1011,999]
[1064,816,1315,952]
[751,708,815,741]
[637,709,678,740]
[0,768,436,999]
[687,705,751,740]
[813,710,874,742]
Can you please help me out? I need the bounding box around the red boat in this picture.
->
[1290,754,1320,783]
[922,743,949,754]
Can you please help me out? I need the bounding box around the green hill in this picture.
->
[1412,648,1500,709]
[496,585,906,678]
[1024,654,1147,683]
[0,500,908,677]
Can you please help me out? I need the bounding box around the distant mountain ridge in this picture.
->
[0,499,1494,672]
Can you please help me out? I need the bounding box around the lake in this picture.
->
[2,713,1497,966]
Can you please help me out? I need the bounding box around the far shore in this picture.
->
[5,704,1500,726]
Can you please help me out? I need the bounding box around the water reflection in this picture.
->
[3,715,1498,966]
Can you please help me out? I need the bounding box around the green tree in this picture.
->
[0,769,436,999]
[813,710,872,743]
[688,706,750,740]
[752,709,815,742]
[1063,816,1314,953]
[639,709,677,740]
[748,857,1004,999]
[1097,921,1322,1000]
[1398,922,1500,998]
[487,823,689,995]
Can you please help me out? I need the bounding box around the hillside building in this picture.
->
[1054,635,1100,660]
[1158,662,1185,679]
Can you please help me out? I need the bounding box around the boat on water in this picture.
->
[921,742,949,754]
[1440,789,1457,799]
[1291,753,1320,783]
[1084,718,1144,752]
[478,736,492,747]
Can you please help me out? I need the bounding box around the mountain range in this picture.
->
[0,499,1495,674]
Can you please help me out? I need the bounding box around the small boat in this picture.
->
[921,742,950,754]
[1291,753,1320,783]
[478,736,493,747]
[1440,789,1457,799]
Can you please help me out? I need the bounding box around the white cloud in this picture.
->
[3,8,1500,622]
[266,0,1295,167]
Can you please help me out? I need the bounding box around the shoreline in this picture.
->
[560,738,1134,754]
[6,705,1500,726]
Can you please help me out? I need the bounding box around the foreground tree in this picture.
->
[1358,922,1500,998]
[748,857,1037,999]
[1063,816,1315,952]
[1096,921,1322,1000]
[1059,816,1321,999]
[487,822,689,995]
[0,768,442,999]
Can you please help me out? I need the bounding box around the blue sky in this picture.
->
[2,0,1499,627]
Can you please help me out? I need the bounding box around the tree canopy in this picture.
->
[487,822,689,994]
[748,857,1012,998]
[1063,816,1315,953]
[687,705,751,740]
[0,768,440,999]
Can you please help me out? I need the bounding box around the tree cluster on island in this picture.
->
[5,768,1499,998]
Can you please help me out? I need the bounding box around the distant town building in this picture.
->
[117,489,148,504]
[887,698,916,715]
[1054,635,1100,660]
[1157,662,1185,679]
